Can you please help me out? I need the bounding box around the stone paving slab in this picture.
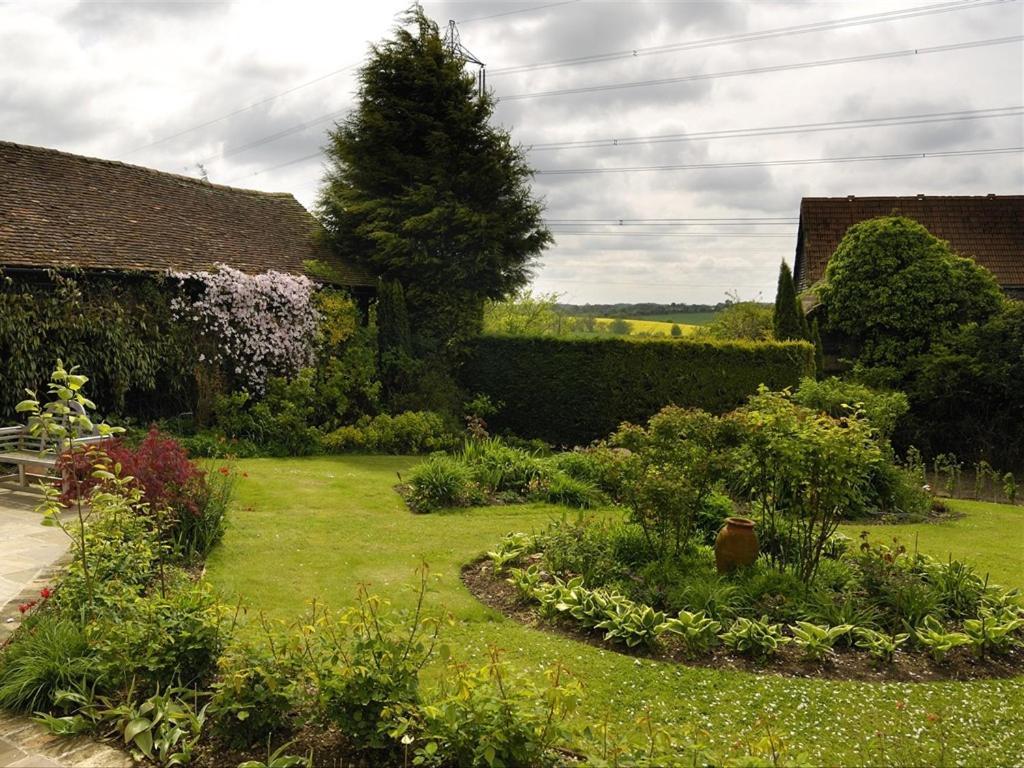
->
[0,487,71,645]
[0,711,131,768]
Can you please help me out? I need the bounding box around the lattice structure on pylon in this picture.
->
[443,19,486,96]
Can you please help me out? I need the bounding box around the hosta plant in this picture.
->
[660,610,721,656]
[594,603,667,649]
[720,616,789,658]
[853,628,910,663]
[914,616,971,663]
[487,532,535,574]
[963,609,1024,658]
[789,622,853,661]
[40,686,208,767]
[507,565,543,601]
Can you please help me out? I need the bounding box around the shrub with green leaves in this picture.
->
[793,376,909,439]
[730,388,884,583]
[611,406,734,559]
[719,616,789,658]
[408,654,581,768]
[303,577,443,752]
[90,575,226,691]
[210,639,294,749]
[817,215,1004,370]
[322,411,456,454]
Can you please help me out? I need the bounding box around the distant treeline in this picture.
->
[555,302,733,317]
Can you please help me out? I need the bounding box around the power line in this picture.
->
[535,279,774,287]
[525,106,1024,151]
[224,151,324,185]
[549,232,796,237]
[204,102,1021,169]
[546,218,796,224]
[196,107,347,166]
[535,146,1024,175]
[123,0,583,159]
[489,0,1016,76]
[458,0,582,25]
[501,36,1024,101]
[132,0,1015,164]
[125,64,359,157]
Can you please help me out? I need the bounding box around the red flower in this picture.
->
[40,587,52,599]
[18,600,37,614]
[218,466,230,475]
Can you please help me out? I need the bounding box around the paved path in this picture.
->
[0,488,131,768]
[0,487,68,644]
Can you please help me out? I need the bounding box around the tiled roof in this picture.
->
[0,141,376,287]
[793,195,1024,292]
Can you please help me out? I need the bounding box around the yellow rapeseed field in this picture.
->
[593,317,699,336]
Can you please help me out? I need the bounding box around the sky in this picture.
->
[2,0,1022,304]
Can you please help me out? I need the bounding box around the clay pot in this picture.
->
[714,517,758,573]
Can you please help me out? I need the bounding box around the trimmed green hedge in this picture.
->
[461,335,815,446]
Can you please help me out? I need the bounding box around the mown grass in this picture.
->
[205,456,1024,766]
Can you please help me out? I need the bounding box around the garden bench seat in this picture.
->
[0,425,107,489]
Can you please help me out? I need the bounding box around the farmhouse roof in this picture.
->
[0,140,376,287]
[793,195,1024,295]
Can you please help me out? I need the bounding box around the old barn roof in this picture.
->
[793,195,1024,294]
[0,140,376,287]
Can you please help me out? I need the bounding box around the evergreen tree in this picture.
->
[318,7,551,355]
[377,279,413,398]
[811,318,825,379]
[773,261,806,341]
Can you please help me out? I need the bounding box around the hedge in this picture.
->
[461,335,815,446]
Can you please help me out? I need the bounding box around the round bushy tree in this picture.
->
[317,7,551,354]
[817,216,1003,368]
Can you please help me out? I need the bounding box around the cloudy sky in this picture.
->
[2,0,1022,303]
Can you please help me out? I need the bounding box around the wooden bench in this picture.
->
[0,426,109,490]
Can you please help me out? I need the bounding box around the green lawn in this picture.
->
[205,456,1024,766]
[840,500,1024,587]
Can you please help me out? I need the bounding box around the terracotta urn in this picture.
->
[714,517,758,573]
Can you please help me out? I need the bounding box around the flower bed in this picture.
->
[463,527,1024,682]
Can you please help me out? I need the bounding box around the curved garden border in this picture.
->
[461,557,1024,684]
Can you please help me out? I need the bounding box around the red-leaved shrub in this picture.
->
[106,428,207,518]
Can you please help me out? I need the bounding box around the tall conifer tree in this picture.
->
[318,7,551,355]
[773,261,806,341]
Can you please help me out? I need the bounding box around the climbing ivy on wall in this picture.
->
[0,270,195,419]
